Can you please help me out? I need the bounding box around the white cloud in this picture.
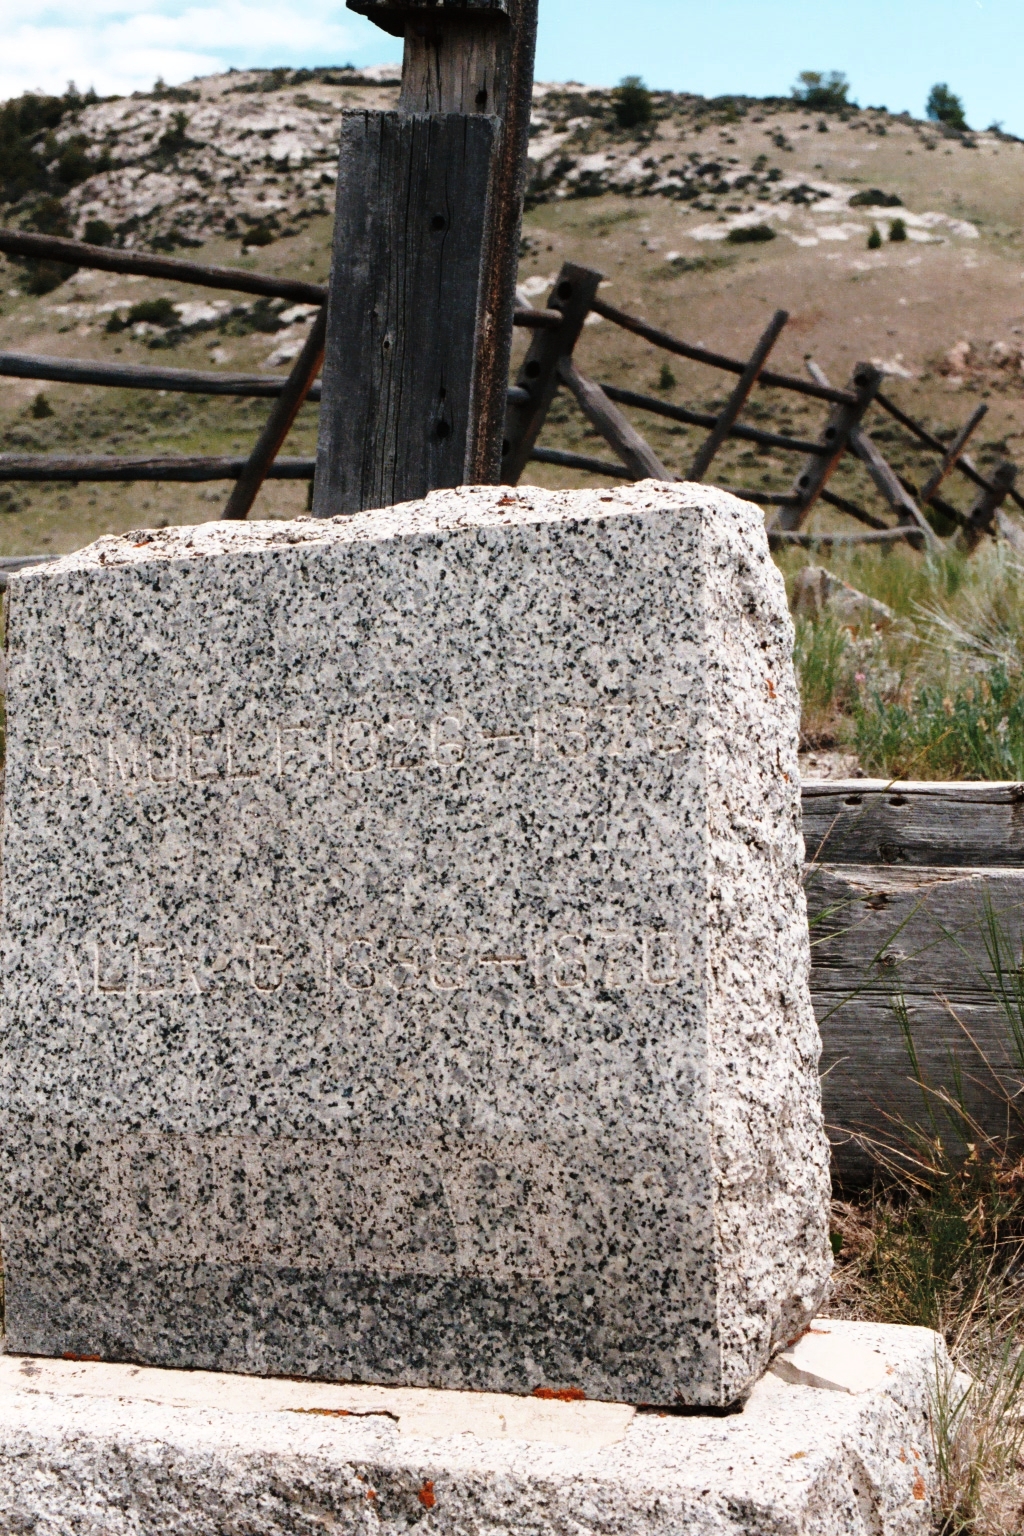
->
[0,0,399,100]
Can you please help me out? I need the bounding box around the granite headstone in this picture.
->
[0,484,831,1405]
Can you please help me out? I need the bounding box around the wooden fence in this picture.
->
[805,781,1024,1184]
[0,231,1021,552]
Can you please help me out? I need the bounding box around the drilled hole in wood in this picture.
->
[557,281,573,301]
[431,215,447,232]
[888,795,908,806]
[435,420,452,441]
[844,796,863,806]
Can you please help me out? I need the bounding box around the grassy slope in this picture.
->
[0,223,337,549]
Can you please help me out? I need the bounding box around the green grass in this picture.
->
[783,542,1024,779]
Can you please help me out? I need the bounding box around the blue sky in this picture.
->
[1,0,1021,136]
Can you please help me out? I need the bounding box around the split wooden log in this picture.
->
[529,446,632,479]
[222,306,327,520]
[0,227,325,305]
[917,402,987,506]
[715,489,802,506]
[876,389,1024,517]
[688,309,788,482]
[588,296,857,406]
[771,363,883,531]
[770,527,915,548]
[803,360,939,550]
[819,488,891,532]
[0,350,321,399]
[597,383,825,456]
[958,460,1018,553]
[557,358,674,482]
[502,263,604,483]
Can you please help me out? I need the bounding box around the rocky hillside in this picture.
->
[0,69,1000,261]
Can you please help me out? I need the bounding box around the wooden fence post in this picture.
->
[221,308,326,521]
[805,360,939,550]
[502,263,603,484]
[688,310,788,483]
[959,461,1018,553]
[770,364,883,532]
[558,358,673,481]
[314,0,538,515]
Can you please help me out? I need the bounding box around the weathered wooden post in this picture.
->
[313,0,539,515]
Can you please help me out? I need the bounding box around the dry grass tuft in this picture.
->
[827,1125,1024,1532]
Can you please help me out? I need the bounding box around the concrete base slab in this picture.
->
[0,1320,947,1536]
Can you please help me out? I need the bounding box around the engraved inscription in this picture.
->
[50,928,690,1002]
[30,696,692,796]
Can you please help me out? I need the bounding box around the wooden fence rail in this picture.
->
[2,231,1023,549]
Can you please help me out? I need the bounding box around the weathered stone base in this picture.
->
[0,1321,947,1536]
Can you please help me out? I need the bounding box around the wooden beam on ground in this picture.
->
[502,263,604,483]
[769,527,915,549]
[0,227,325,306]
[801,779,1024,1185]
[688,309,788,482]
[958,460,1018,553]
[222,306,327,520]
[588,296,857,407]
[558,357,674,481]
[802,779,1024,867]
[770,363,883,532]
[0,455,315,482]
[918,402,987,506]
